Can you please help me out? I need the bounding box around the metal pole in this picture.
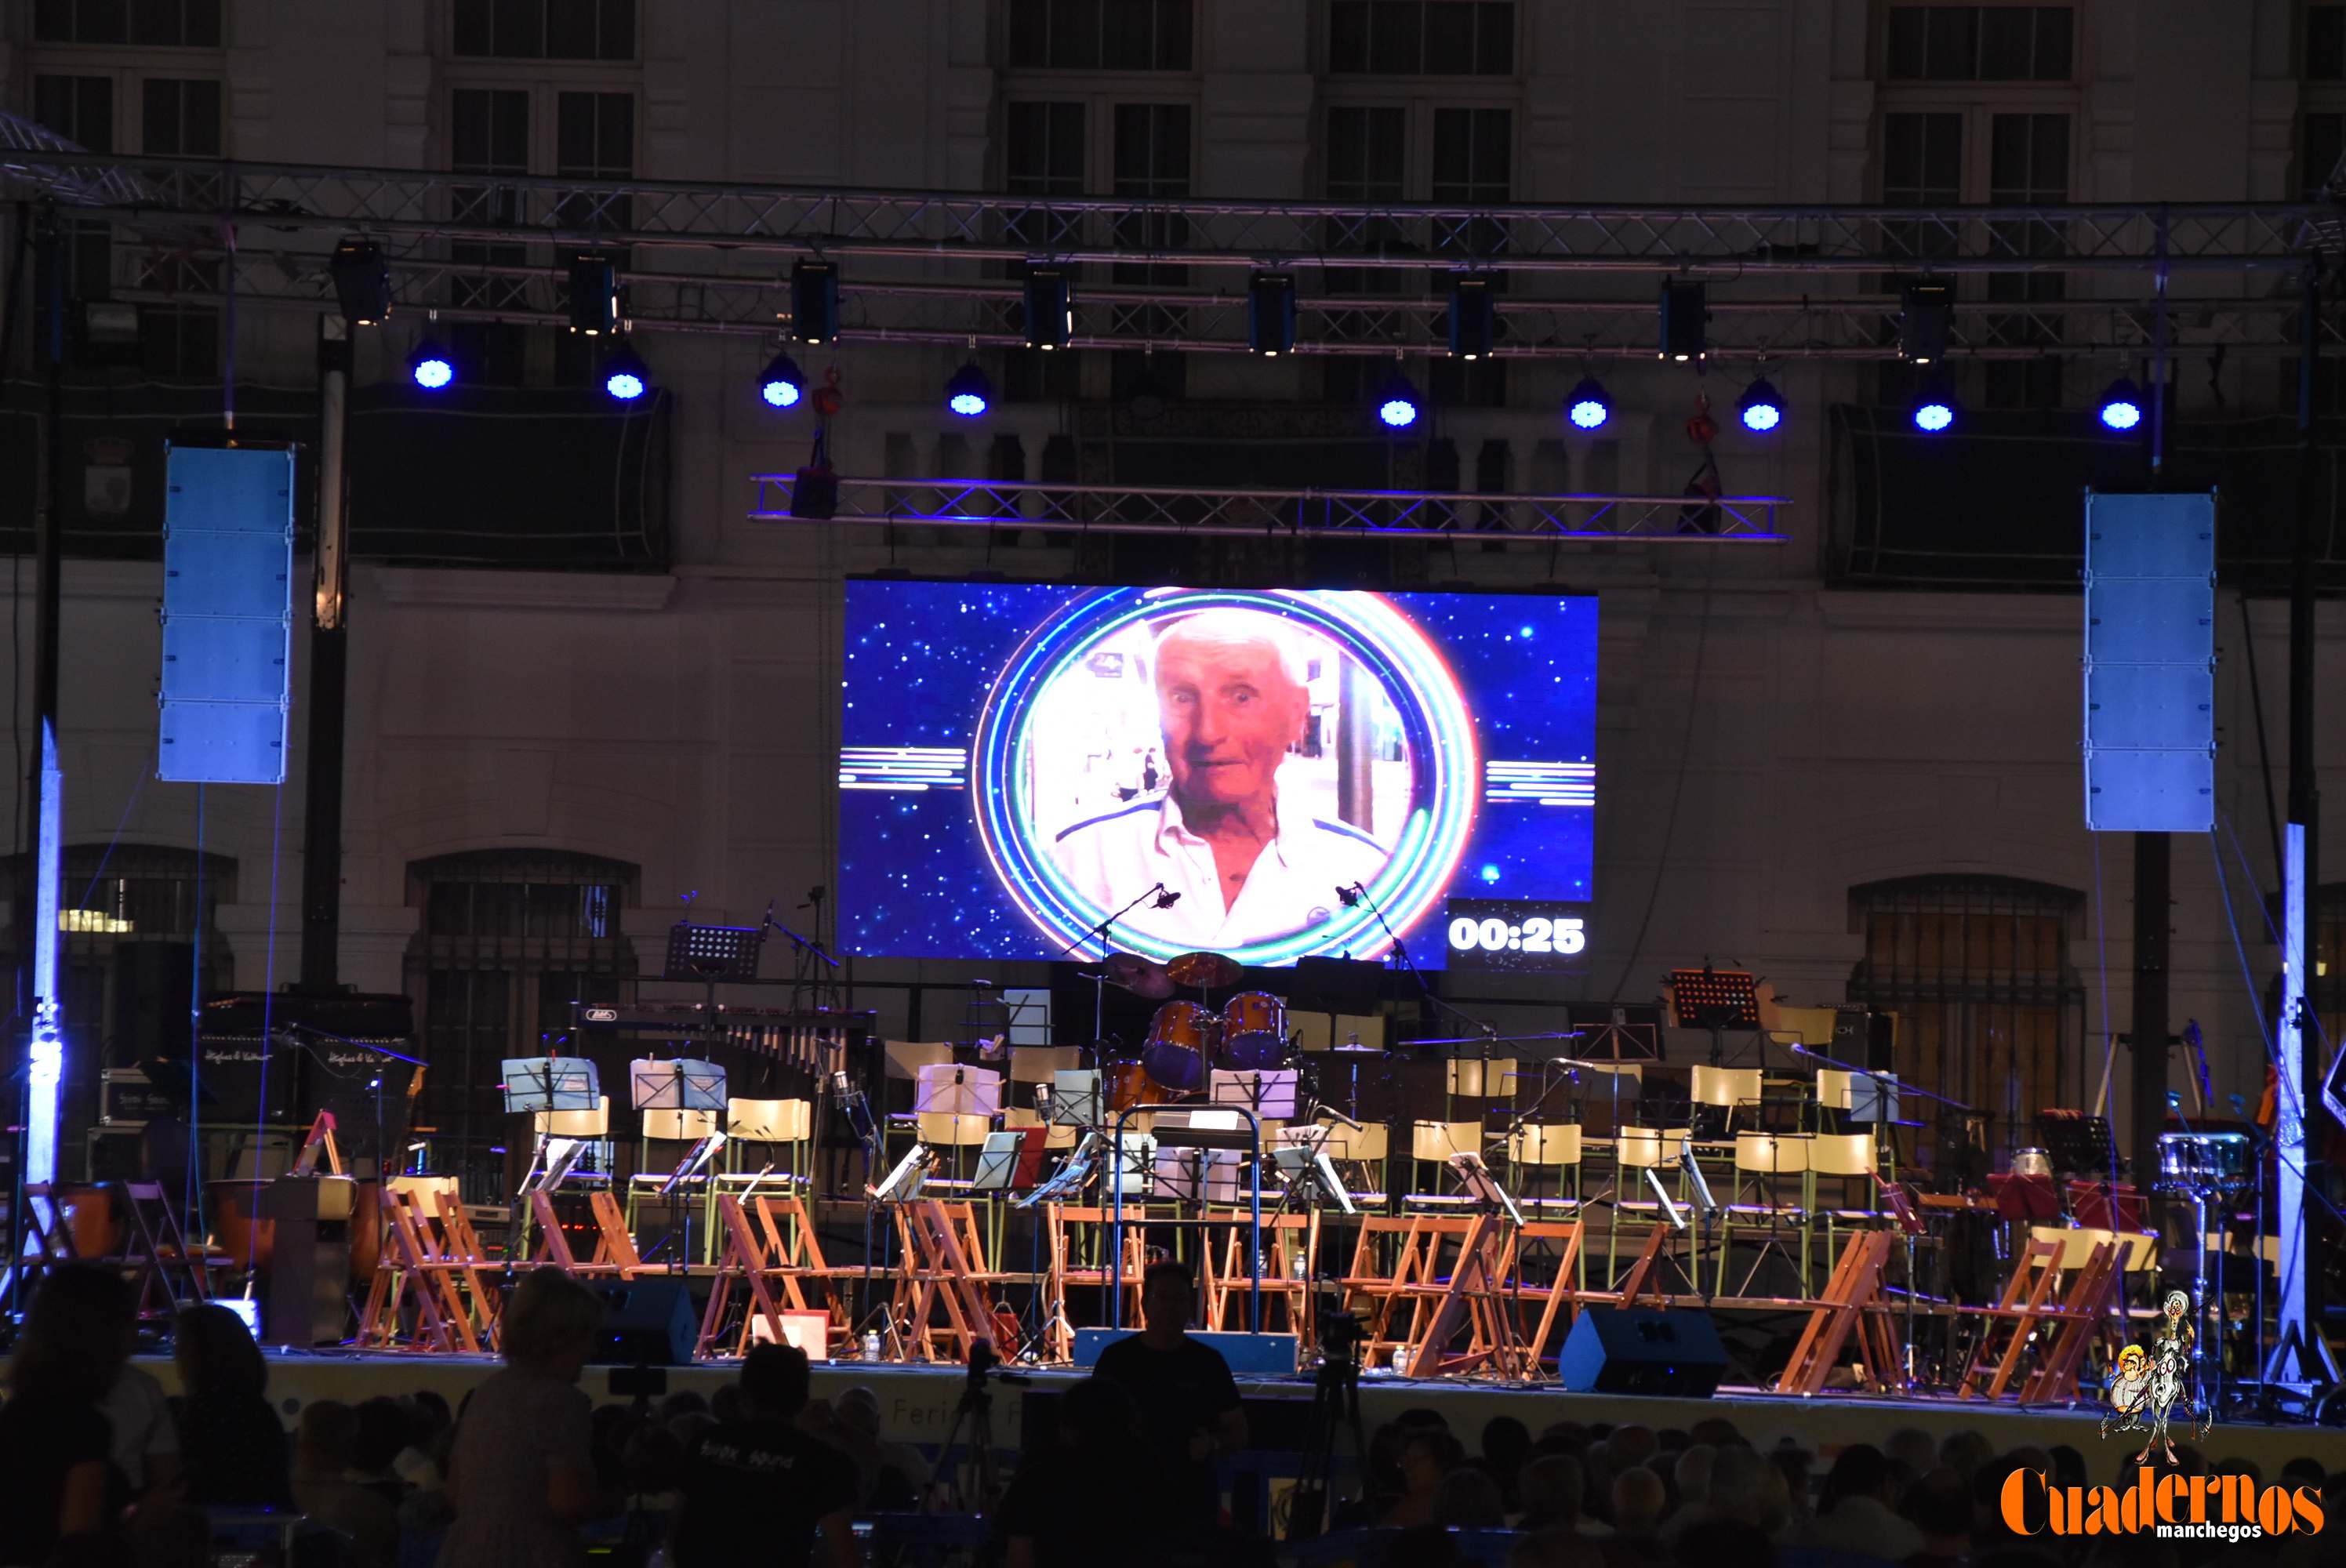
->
[2268,263,2333,1384]
[20,203,67,1189]
[300,318,351,989]
[2131,833,2170,1234]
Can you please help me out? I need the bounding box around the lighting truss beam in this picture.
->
[0,144,2330,274]
[114,241,2346,360]
[746,476,1790,542]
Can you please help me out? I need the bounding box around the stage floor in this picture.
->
[105,1351,2331,1478]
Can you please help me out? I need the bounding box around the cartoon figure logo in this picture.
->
[2101,1290,2210,1464]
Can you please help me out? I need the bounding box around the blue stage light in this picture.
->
[759,351,804,408]
[2097,376,2144,432]
[1912,389,1956,433]
[945,361,992,417]
[603,344,650,402]
[409,341,454,390]
[1738,376,1784,433]
[1376,375,1422,429]
[1564,375,1611,430]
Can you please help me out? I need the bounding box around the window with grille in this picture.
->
[447,88,532,384]
[550,90,637,385]
[405,850,638,1195]
[1003,101,1088,402]
[1328,2,1515,76]
[1006,0,1194,71]
[1847,875,2083,1165]
[33,0,221,46]
[1981,111,2068,409]
[453,0,635,60]
[31,76,117,306]
[1884,6,2074,82]
[136,78,223,376]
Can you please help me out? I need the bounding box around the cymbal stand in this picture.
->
[1055,882,1169,1044]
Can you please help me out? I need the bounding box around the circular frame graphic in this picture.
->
[970,587,1479,964]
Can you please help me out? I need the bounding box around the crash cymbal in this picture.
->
[1328,1043,1387,1055]
[1100,951,1175,1000]
[1166,951,1242,990]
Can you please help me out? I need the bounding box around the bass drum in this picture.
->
[1142,1001,1217,1095]
[1219,991,1287,1070]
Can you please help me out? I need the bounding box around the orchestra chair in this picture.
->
[882,1041,956,1155]
[1507,1123,1586,1292]
[1724,1131,1811,1298]
[1008,1047,1081,1087]
[1603,1126,1690,1281]
[1409,1120,1484,1206]
[1004,1103,1079,1149]
[1690,1065,1763,1132]
[627,1105,723,1233]
[1806,1131,1880,1295]
[535,1094,611,1142]
[1446,1055,1518,1101]
[2033,1225,2159,1316]
[708,1098,812,1263]
[915,1109,993,1191]
[1285,1120,1389,1205]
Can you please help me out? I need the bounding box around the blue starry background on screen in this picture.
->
[837,581,1077,958]
[1389,593,1597,908]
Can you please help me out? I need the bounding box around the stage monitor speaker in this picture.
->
[1556,1305,1727,1398]
[593,1279,696,1367]
[2082,490,2215,833]
[158,440,296,785]
[112,942,196,1063]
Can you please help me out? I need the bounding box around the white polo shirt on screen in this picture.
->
[1050,785,1391,950]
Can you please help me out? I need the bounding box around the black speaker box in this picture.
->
[1556,1305,1727,1397]
[593,1279,696,1367]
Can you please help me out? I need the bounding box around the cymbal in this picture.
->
[1100,951,1175,1000]
[1166,951,1241,990]
[1328,1044,1386,1055]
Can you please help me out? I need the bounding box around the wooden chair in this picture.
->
[1202,1210,1318,1341]
[1775,1229,1901,1396]
[695,1194,803,1359]
[1041,1204,1148,1363]
[1959,1234,2068,1399]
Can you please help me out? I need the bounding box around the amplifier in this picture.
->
[1072,1328,1298,1377]
[100,1068,177,1127]
[1557,1305,1727,1397]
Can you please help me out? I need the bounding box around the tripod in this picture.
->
[1287,1316,1367,1540]
[924,1343,1017,1512]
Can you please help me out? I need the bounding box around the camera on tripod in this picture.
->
[968,1338,1000,1384]
[1317,1305,1364,1364]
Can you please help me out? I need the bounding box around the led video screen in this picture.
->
[840,582,1597,970]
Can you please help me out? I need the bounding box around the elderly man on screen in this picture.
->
[1050,611,1388,949]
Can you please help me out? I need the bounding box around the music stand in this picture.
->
[1273,1144,1356,1217]
[2033,1109,2116,1176]
[869,1145,932,1204]
[971,1131,1026,1195]
[1048,1069,1102,1128]
[630,1058,728,1112]
[664,921,766,982]
[1447,1151,1523,1227]
[501,1058,599,1114]
[1211,1069,1298,1121]
[1669,967,1763,1065]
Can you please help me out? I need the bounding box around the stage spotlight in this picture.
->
[1448,274,1495,361]
[1660,279,1707,361]
[1911,384,1957,434]
[1738,376,1784,434]
[2097,376,2145,431]
[329,238,391,326]
[1564,375,1612,431]
[567,255,618,336]
[945,361,992,417]
[1022,266,1072,350]
[1900,279,1952,364]
[759,351,804,408]
[790,260,838,345]
[1248,272,1296,356]
[1375,373,1422,429]
[602,343,651,401]
[409,340,455,391]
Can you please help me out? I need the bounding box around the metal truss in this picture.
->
[746,476,1789,543]
[119,241,2344,361]
[2,143,2332,274]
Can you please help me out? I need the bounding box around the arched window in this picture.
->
[404,849,638,1193]
[5,844,237,1178]
[1848,874,2086,1163]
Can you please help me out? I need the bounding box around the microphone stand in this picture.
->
[1056,883,1171,1047]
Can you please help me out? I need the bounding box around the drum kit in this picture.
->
[1097,949,1289,1099]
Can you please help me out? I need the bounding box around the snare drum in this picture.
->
[1219,991,1287,1069]
[2010,1147,2054,1181]
[1142,1001,1216,1094]
[1103,1060,1155,1113]
[2156,1130,2251,1193]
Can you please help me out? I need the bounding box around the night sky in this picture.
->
[840,582,1597,963]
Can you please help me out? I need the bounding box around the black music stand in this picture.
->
[1668,967,1763,1065]
[502,1057,599,1115]
[631,1059,728,1112]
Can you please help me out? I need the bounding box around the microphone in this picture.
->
[1153,885,1181,909]
[1336,884,1360,908]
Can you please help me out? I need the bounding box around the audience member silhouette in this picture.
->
[172,1302,293,1509]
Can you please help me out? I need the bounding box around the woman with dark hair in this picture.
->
[1788,1442,1922,1559]
[0,1265,136,1562]
[438,1267,610,1568]
[172,1302,295,1508]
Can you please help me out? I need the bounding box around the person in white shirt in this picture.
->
[1050,612,1389,950]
